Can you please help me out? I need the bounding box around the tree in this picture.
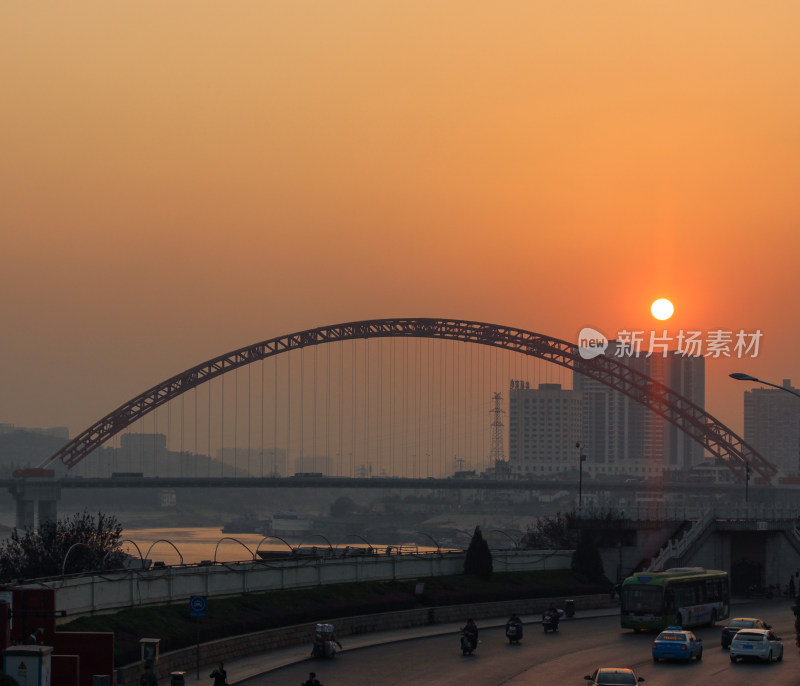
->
[0,511,125,583]
[571,529,605,583]
[464,525,493,580]
[520,512,578,549]
[0,674,20,686]
[521,508,631,550]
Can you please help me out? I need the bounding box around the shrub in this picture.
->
[464,526,493,580]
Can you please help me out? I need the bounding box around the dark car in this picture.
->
[721,617,771,648]
[584,667,645,685]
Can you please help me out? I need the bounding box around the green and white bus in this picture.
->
[620,567,730,631]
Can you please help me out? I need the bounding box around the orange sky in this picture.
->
[2,2,800,439]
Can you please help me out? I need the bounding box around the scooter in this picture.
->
[311,623,341,658]
[311,640,339,658]
[460,630,478,655]
[542,611,559,633]
[505,621,523,644]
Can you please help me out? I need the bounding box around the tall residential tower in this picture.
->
[743,379,800,476]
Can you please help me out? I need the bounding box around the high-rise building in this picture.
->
[662,351,705,471]
[507,381,582,477]
[743,379,800,476]
[574,341,647,475]
[573,346,705,477]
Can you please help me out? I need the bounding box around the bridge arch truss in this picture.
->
[42,318,776,483]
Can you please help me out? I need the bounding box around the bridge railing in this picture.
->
[647,510,715,571]
[709,505,800,521]
[625,505,705,522]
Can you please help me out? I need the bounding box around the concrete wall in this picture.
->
[678,529,800,588]
[39,550,572,620]
[116,592,614,685]
[686,527,727,572]
[768,531,800,588]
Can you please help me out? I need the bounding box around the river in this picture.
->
[123,527,440,565]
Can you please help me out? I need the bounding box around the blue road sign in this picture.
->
[190,595,207,618]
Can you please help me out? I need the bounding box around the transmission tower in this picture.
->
[489,392,506,464]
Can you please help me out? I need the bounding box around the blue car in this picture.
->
[652,626,703,662]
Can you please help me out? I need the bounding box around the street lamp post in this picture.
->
[730,373,800,399]
[576,442,587,512]
[745,463,752,505]
[730,373,800,505]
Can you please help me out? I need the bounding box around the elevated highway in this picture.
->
[1,474,786,493]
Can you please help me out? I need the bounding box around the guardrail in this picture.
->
[116,592,616,686]
[17,549,573,619]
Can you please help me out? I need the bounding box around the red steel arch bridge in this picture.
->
[37,317,775,484]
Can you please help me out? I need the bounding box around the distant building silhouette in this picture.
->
[744,379,800,476]
[574,341,647,476]
[0,423,69,438]
[67,432,287,478]
[573,345,705,479]
[0,425,69,476]
[660,351,706,472]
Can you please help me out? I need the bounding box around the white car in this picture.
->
[729,628,783,663]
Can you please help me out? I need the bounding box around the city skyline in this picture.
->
[2,3,800,441]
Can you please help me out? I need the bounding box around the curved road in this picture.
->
[241,599,797,686]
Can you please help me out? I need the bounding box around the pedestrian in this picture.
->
[789,575,796,597]
[139,661,158,686]
[209,661,227,686]
[303,671,322,686]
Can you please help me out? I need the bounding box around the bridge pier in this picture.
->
[15,497,35,530]
[8,478,61,530]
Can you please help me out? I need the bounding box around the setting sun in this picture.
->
[651,298,674,321]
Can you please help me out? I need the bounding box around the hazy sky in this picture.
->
[2,2,799,441]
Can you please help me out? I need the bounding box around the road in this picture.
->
[240,599,797,686]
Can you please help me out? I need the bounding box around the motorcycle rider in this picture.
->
[461,618,479,651]
[544,604,559,631]
[505,612,523,641]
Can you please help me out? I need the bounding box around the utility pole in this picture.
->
[489,392,507,476]
[576,442,587,512]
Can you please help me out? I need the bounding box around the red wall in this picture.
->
[0,602,10,649]
[54,632,114,686]
[52,654,80,686]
